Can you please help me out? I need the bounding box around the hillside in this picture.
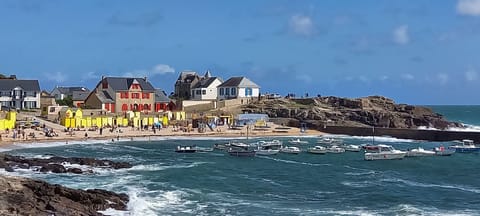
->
[241,96,462,129]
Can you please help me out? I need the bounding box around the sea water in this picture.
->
[0,106,479,216]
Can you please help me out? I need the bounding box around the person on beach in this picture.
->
[99,127,103,135]
[84,132,88,139]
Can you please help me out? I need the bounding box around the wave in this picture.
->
[417,126,440,131]
[321,134,414,143]
[447,123,480,132]
[129,161,210,172]
[382,178,480,194]
[256,156,332,167]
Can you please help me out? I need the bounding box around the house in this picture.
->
[154,89,173,112]
[217,77,260,100]
[191,72,223,100]
[174,71,201,100]
[50,86,90,100]
[0,79,40,110]
[84,76,158,113]
[72,91,90,107]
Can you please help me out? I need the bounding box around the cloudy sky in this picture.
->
[1,0,480,105]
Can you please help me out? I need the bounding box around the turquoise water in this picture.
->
[2,136,479,215]
[428,105,480,126]
[1,106,479,215]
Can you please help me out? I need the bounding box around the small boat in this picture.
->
[326,145,345,153]
[406,147,436,157]
[317,137,342,145]
[175,146,197,153]
[449,139,480,153]
[434,146,455,156]
[288,138,309,144]
[228,147,256,157]
[307,146,327,154]
[213,143,230,151]
[255,148,280,155]
[280,146,301,154]
[362,144,380,152]
[364,144,406,160]
[343,144,361,152]
[195,147,214,152]
[255,141,281,155]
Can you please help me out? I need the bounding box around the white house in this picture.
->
[191,76,223,100]
[0,79,41,109]
[217,77,260,100]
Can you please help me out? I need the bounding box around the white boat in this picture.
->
[307,146,327,154]
[326,145,345,153]
[364,144,406,160]
[317,137,343,145]
[449,139,480,153]
[434,146,455,156]
[256,140,283,147]
[280,146,301,154]
[288,138,309,144]
[343,144,361,152]
[255,148,280,155]
[406,147,435,157]
[255,141,281,155]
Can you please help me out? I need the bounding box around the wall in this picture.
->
[181,100,215,112]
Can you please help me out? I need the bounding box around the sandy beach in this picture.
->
[0,123,326,148]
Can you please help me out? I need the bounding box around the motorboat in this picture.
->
[406,147,435,157]
[362,144,380,152]
[255,148,280,155]
[326,145,345,153]
[343,144,361,152]
[255,141,281,155]
[307,146,327,154]
[175,146,197,153]
[317,137,342,145]
[434,146,455,156]
[364,144,406,160]
[213,143,230,151]
[280,146,301,154]
[288,138,309,144]
[449,139,480,153]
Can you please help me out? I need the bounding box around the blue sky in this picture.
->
[1,0,480,105]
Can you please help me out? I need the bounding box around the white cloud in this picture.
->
[457,0,480,16]
[401,73,414,80]
[295,74,312,83]
[465,68,478,81]
[289,15,315,37]
[379,75,389,81]
[45,72,67,83]
[393,25,409,45]
[124,64,175,77]
[81,71,98,81]
[437,73,449,85]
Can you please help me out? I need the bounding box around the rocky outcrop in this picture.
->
[0,154,132,174]
[242,96,462,129]
[0,175,128,216]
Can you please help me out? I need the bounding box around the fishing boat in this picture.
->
[343,144,361,152]
[307,146,327,154]
[280,146,301,154]
[288,138,309,144]
[434,146,455,156]
[449,139,480,153]
[326,145,345,153]
[406,147,435,157]
[175,146,197,153]
[364,144,406,160]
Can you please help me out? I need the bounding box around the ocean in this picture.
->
[1,106,479,216]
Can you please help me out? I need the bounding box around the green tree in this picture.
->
[56,95,74,107]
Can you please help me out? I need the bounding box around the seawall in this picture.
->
[317,125,480,143]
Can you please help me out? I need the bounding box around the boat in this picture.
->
[307,146,327,154]
[255,140,281,155]
[326,145,345,153]
[317,137,342,145]
[195,147,214,152]
[449,139,480,153]
[213,143,230,151]
[288,138,309,144]
[228,147,256,157]
[280,146,301,154]
[175,146,197,153]
[364,144,406,160]
[434,146,455,156]
[255,140,283,147]
[406,147,436,157]
[343,144,361,152]
[255,148,280,155]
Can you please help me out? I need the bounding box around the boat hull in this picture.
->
[365,152,406,160]
[307,149,326,154]
[228,150,256,157]
[452,147,480,153]
[256,150,280,155]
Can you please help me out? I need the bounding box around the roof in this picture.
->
[95,90,114,103]
[192,77,222,89]
[217,77,259,88]
[103,77,155,91]
[0,80,40,91]
[155,89,170,103]
[53,87,89,95]
[72,91,91,101]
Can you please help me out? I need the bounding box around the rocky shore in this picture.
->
[0,154,132,215]
[0,175,128,215]
[243,96,462,129]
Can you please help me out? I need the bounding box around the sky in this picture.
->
[1,0,480,105]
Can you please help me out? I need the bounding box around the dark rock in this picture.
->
[0,175,128,215]
[40,164,67,173]
[4,166,14,172]
[67,168,83,174]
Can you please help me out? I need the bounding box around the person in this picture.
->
[84,132,88,139]
[99,127,103,135]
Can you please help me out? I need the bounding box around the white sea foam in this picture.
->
[129,161,210,172]
[126,186,196,216]
[417,126,440,131]
[447,123,480,132]
[256,155,332,167]
[344,170,378,176]
[382,178,480,194]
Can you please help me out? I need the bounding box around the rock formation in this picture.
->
[242,96,462,129]
[0,175,128,216]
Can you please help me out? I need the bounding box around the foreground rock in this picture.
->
[0,154,132,174]
[242,96,462,129]
[0,175,128,216]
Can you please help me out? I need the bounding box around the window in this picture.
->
[122,104,128,111]
[245,88,252,96]
[220,88,224,96]
[132,93,140,99]
[144,104,149,110]
[196,90,201,95]
[231,88,236,96]
[192,90,195,96]
[102,80,108,89]
[225,88,229,95]
[131,84,141,89]
[120,92,129,99]
[202,90,206,95]
[142,93,150,99]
